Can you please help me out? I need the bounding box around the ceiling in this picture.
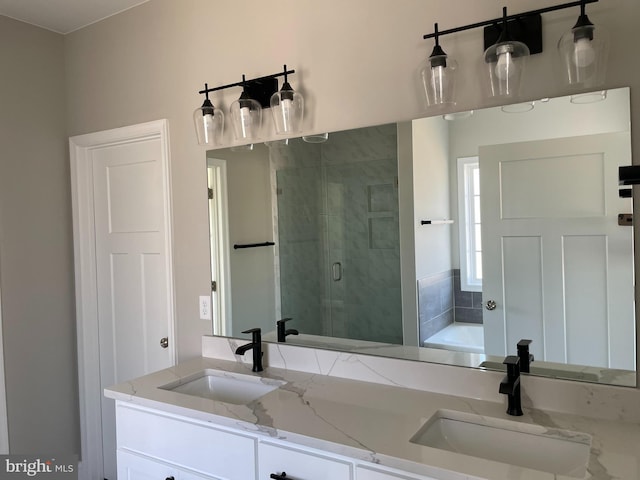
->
[0,0,149,34]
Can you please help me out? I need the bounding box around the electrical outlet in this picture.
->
[199,295,212,320]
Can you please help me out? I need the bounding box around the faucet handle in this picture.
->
[503,355,521,378]
[517,339,534,373]
[242,327,262,334]
[241,328,262,343]
[517,339,532,349]
[276,318,293,325]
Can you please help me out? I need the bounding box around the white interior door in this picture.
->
[481,133,635,370]
[70,120,175,480]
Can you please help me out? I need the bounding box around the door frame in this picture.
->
[70,119,175,478]
[207,158,232,336]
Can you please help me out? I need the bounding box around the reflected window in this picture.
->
[457,157,482,291]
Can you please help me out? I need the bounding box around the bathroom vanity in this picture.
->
[105,337,640,480]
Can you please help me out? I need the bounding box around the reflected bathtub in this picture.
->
[423,323,485,354]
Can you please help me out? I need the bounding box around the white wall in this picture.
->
[0,17,78,453]
[412,117,452,280]
[64,0,640,363]
[209,145,276,336]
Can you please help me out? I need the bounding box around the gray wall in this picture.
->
[0,0,638,456]
[209,145,277,337]
[0,17,78,453]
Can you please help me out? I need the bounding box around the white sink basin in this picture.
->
[410,410,591,477]
[160,369,286,405]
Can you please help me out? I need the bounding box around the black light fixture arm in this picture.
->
[198,68,296,95]
[423,0,598,40]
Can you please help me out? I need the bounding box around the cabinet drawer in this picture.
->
[117,405,256,480]
[356,466,438,480]
[118,450,221,480]
[258,442,352,480]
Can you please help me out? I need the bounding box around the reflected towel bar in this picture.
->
[234,242,276,249]
[421,220,454,225]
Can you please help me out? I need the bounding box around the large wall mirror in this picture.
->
[206,87,635,387]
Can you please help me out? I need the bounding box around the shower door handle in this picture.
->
[332,262,342,282]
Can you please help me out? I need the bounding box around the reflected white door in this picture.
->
[207,158,231,336]
[70,120,175,480]
[481,133,634,369]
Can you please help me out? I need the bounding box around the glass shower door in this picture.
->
[324,158,402,344]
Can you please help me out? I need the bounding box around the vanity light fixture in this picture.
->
[193,84,225,146]
[484,8,530,98]
[195,66,300,144]
[558,0,609,88]
[422,0,599,103]
[421,23,458,107]
[270,65,304,135]
[230,75,263,142]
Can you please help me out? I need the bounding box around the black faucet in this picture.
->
[234,328,263,372]
[276,318,299,342]
[517,339,534,373]
[499,355,523,416]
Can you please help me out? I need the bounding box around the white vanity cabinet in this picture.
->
[355,466,439,480]
[116,403,256,480]
[258,442,353,480]
[117,450,221,480]
[115,402,444,480]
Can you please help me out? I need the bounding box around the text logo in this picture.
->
[0,456,77,480]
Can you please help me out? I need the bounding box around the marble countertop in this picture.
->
[261,332,636,387]
[105,354,640,480]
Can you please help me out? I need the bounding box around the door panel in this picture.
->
[92,137,174,479]
[481,133,634,369]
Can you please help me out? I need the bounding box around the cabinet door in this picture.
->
[356,466,439,480]
[117,450,220,480]
[117,404,256,480]
[258,442,352,480]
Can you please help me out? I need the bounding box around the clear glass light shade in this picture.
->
[484,40,530,98]
[230,97,262,141]
[421,54,458,106]
[270,89,304,134]
[193,105,224,146]
[558,24,609,88]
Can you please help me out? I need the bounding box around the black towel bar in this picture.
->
[233,242,275,249]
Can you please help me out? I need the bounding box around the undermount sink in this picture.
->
[410,410,591,477]
[160,369,286,405]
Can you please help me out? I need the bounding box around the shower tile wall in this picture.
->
[271,141,324,335]
[418,271,454,344]
[271,125,403,344]
[322,125,401,344]
[453,269,483,323]
[275,166,324,335]
[418,270,484,344]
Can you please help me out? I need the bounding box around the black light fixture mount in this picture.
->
[483,14,542,55]
[422,0,600,100]
[197,68,296,108]
[423,0,599,54]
